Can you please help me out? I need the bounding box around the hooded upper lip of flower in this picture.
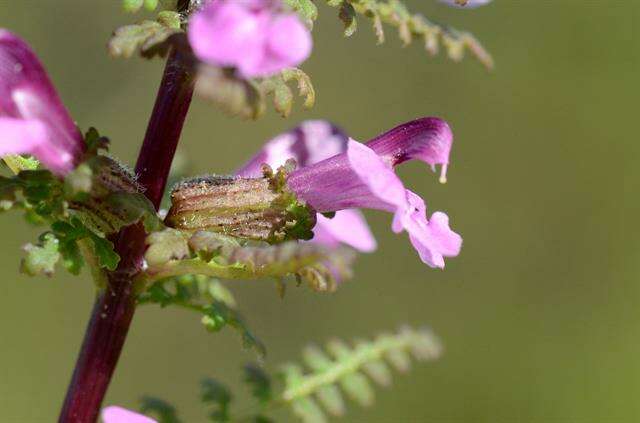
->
[0,29,84,175]
[187,0,313,79]
[238,117,462,269]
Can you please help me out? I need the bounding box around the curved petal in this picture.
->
[236,120,347,177]
[101,406,157,423]
[0,117,74,173]
[188,2,267,75]
[366,117,453,182]
[395,191,461,268]
[0,30,83,172]
[312,210,377,252]
[262,14,312,69]
[346,139,407,209]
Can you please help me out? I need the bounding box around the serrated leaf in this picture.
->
[361,359,392,387]
[284,0,318,27]
[21,233,60,277]
[109,20,181,59]
[88,234,120,271]
[338,2,357,37]
[140,397,182,423]
[201,378,232,422]
[302,345,332,371]
[315,385,345,416]
[385,348,411,372]
[281,68,315,109]
[244,364,272,404]
[291,397,327,423]
[2,155,39,173]
[340,372,374,407]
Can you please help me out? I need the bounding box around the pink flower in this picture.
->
[237,120,376,253]
[101,406,157,423]
[188,0,312,78]
[286,118,461,269]
[0,30,84,175]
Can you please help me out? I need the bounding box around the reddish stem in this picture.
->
[58,43,195,423]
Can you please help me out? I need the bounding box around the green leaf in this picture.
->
[338,2,357,37]
[140,397,182,423]
[123,0,144,13]
[88,234,120,271]
[284,0,318,26]
[291,397,327,423]
[109,19,182,59]
[20,233,61,277]
[201,378,232,422]
[52,218,121,271]
[339,373,374,407]
[203,302,267,358]
[281,327,444,421]
[144,0,160,11]
[244,364,272,405]
[312,0,493,69]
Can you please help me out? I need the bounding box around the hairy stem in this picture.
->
[58,23,194,423]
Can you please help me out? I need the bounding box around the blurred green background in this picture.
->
[0,1,636,421]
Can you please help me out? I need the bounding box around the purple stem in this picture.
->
[58,17,195,423]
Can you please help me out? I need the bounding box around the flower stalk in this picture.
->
[58,6,194,423]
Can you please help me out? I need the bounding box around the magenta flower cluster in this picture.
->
[188,0,312,78]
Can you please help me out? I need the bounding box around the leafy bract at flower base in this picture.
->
[0,30,85,175]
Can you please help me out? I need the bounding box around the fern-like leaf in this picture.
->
[287,0,494,69]
[280,326,442,422]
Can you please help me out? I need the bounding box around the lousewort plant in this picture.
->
[0,0,493,421]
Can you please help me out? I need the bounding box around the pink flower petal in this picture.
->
[188,1,312,78]
[265,14,312,65]
[0,117,74,173]
[101,406,157,423]
[0,30,83,174]
[236,120,347,176]
[313,210,377,252]
[346,139,407,210]
[188,2,267,73]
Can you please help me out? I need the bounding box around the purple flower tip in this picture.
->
[101,406,157,423]
[188,0,312,78]
[0,29,83,175]
[367,117,453,183]
[286,118,462,268]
